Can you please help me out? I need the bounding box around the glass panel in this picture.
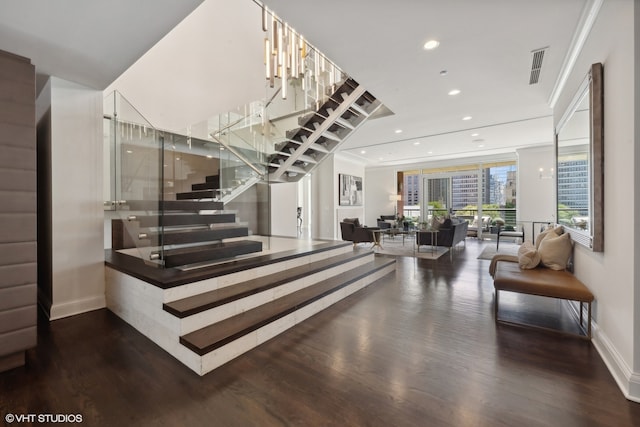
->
[104,91,164,266]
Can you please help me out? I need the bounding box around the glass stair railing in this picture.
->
[104,91,268,270]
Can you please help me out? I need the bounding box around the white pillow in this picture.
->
[517,241,540,269]
[538,233,573,270]
[535,225,563,249]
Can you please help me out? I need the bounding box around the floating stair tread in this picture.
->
[164,251,373,318]
[180,257,395,355]
[127,200,224,211]
[143,226,249,245]
[192,182,219,191]
[132,213,236,227]
[161,240,263,268]
[177,190,218,200]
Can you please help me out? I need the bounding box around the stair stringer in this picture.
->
[269,84,372,183]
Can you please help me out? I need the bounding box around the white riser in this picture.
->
[179,253,374,334]
[198,262,396,375]
[163,244,354,303]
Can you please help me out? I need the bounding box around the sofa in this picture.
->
[416,217,468,249]
[340,218,380,247]
[377,215,396,230]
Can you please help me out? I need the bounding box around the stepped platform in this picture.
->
[105,237,395,375]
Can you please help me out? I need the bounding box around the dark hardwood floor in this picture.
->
[2,240,640,426]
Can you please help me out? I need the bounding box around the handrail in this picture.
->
[211,87,282,138]
[209,134,265,178]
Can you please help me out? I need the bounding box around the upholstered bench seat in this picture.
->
[493,260,594,339]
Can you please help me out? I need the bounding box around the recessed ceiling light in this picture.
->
[448,89,461,96]
[126,150,133,154]
[395,129,403,134]
[462,116,472,121]
[379,157,384,161]
[478,144,485,148]
[206,155,213,159]
[423,40,440,50]
[471,133,479,137]
[428,151,433,154]
[360,150,366,154]
[413,142,420,146]
[175,157,181,160]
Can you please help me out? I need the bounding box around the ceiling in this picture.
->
[263,0,589,167]
[0,0,589,168]
[0,0,204,92]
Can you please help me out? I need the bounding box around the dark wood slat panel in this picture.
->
[0,145,36,171]
[0,191,36,213]
[164,251,372,318]
[0,326,36,356]
[0,123,34,148]
[0,99,35,127]
[0,284,36,311]
[0,169,35,192]
[0,263,37,288]
[180,258,395,355]
[0,242,36,265]
[0,306,36,334]
[0,213,36,243]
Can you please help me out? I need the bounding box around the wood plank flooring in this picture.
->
[2,240,640,426]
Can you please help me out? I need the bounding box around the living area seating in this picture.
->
[497,225,525,249]
[377,215,396,230]
[467,215,491,238]
[489,226,594,339]
[340,218,380,247]
[416,217,468,250]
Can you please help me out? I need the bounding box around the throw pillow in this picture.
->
[430,216,443,230]
[535,225,562,249]
[538,232,573,270]
[517,241,540,269]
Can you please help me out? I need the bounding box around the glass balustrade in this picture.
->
[104,91,271,268]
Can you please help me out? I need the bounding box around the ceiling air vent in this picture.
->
[529,47,548,85]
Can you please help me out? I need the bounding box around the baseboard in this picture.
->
[49,295,106,320]
[591,321,640,403]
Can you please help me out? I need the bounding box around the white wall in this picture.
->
[105,0,265,136]
[552,0,639,401]
[516,145,556,240]
[365,166,397,227]
[310,154,366,240]
[48,77,106,319]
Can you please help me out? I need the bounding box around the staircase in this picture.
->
[268,78,381,182]
[127,174,262,268]
[106,242,396,375]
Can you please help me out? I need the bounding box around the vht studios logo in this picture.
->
[5,413,83,423]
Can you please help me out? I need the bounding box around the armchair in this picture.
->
[497,224,525,249]
[340,218,381,247]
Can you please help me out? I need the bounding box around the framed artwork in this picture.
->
[338,174,363,206]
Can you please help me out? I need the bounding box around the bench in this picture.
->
[491,256,594,339]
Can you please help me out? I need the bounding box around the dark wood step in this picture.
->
[205,175,220,184]
[160,240,263,268]
[192,181,219,191]
[180,257,395,355]
[164,251,372,318]
[176,190,218,200]
[127,200,224,211]
[131,213,236,227]
[141,226,249,245]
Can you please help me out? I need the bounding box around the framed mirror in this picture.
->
[556,62,604,251]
